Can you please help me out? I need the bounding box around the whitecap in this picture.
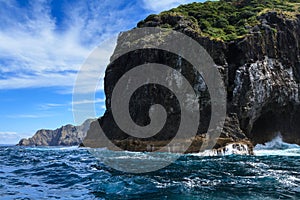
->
[254,135,300,156]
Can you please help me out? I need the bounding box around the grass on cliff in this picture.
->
[139,0,300,41]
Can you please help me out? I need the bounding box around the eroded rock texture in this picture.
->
[86,10,300,152]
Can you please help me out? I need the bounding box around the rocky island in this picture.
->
[84,0,300,154]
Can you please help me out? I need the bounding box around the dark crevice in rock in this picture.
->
[85,3,300,152]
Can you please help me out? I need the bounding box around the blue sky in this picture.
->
[0,0,204,144]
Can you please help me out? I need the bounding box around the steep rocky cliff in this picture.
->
[85,0,300,153]
[18,119,94,146]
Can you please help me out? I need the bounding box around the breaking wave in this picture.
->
[254,135,300,156]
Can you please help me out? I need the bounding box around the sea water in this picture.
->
[0,137,300,199]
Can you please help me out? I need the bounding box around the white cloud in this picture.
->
[0,132,17,136]
[7,114,53,119]
[142,0,201,13]
[0,0,204,92]
[72,98,105,105]
[0,131,30,144]
[38,98,105,112]
[0,0,131,93]
[39,103,66,110]
[0,71,77,90]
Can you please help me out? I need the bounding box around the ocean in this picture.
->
[1,137,300,200]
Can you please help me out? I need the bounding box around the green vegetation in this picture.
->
[142,0,300,41]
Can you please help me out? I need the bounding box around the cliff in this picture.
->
[85,0,300,153]
[18,119,94,146]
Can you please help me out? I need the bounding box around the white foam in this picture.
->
[191,143,251,156]
[254,135,300,156]
[27,146,79,151]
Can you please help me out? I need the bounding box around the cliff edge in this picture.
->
[87,0,300,152]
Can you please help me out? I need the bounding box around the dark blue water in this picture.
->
[1,141,300,200]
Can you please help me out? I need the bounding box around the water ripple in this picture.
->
[0,146,300,199]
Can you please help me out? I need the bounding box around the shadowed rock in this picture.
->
[85,1,300,153]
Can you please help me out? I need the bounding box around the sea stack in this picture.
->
[88,0,300,154]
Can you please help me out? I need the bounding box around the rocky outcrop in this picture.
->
[18,119,94,146]
[85,1,300,153]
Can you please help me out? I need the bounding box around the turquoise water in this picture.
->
[1,139,300,199]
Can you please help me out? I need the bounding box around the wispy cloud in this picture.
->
[38,98,105,112]
[0,132,17,136]
[142,0,201,13]
[72,98,105,105]
[0,0,137,93]
[0,71,77,90]
[0,131,30,144]
[0,0,203,91]
[7,114,53,119]
[38,103,66,110]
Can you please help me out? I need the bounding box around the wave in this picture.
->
[191,143,251,157]
[254,135,300,156]
[20,135,300,157]
[25,146,80,151]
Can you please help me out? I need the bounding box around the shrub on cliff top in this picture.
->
[138,0,300,41]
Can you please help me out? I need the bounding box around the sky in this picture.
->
[0,0,204,144]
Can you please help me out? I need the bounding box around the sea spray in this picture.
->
[254,135,300,156]
[192,142,251,156]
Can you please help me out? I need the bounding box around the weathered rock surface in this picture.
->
[85,3,300,153]
[18,119,94,146]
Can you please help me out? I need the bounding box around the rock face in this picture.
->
[18,119,94,146]
[85,1,300,153]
